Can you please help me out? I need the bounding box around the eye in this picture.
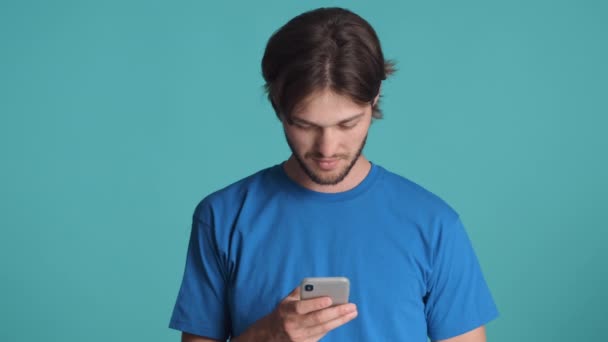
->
[294,122,313,130]
[339,122,357,130]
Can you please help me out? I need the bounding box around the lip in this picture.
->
[313,158,340,171]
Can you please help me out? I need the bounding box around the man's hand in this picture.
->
[232,286,358,342]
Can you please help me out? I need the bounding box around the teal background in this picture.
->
[1,0,606,341]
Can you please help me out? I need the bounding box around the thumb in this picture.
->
[283,285,301,302]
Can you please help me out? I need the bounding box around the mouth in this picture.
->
[312,158,340,171]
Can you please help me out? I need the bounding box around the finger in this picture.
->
[301,303,357,328]
[307,332,328,342]
[306,307,358,336]
[289,296,333,315]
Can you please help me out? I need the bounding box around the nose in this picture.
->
[314,128,339,158]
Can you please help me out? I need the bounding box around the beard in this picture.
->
[284,133,368,186]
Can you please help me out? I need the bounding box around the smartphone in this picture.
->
[300,277,350,305]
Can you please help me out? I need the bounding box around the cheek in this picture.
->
[348,126,370,145]
[284,128,312,151]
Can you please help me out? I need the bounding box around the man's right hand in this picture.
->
[232,285,358,342]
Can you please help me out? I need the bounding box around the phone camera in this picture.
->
[304,284,314,291]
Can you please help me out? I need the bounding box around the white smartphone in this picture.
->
[300,277,350,305]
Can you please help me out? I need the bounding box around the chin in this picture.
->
[305,160,355,186]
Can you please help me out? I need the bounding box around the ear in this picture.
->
[372,93,380,107]
[372,84,382,106]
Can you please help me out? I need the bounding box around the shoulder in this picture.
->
[374,164,459,222]
[192,165,280,224]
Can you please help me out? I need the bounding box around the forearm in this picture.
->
[230,329,269,342]
[230,316,279,342]
[230,323,266,342]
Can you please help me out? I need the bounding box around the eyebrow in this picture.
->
[290,113,365,128]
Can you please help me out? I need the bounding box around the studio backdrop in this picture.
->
[1,1,606,341]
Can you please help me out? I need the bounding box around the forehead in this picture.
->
[292,90,368,124]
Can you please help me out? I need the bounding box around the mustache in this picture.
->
[305,152,349,159]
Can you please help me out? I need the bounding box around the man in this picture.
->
[169,7,499,342]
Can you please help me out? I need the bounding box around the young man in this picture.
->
[169,7,499,342]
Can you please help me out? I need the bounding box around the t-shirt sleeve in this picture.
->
[425,215,499,341]
[168,215,231,340]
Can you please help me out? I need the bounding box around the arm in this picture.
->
[181,332,221,342]
[425,216,498,341]
[434,326,486,342]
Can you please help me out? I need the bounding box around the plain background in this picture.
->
[1,0,606,341]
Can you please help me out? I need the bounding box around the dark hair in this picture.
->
[261,7,396,121]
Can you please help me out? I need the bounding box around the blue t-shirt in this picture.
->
[169,162,499,341]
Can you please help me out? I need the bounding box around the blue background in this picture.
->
[1,0,606,341]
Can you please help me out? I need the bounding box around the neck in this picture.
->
[283,154,372,193]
